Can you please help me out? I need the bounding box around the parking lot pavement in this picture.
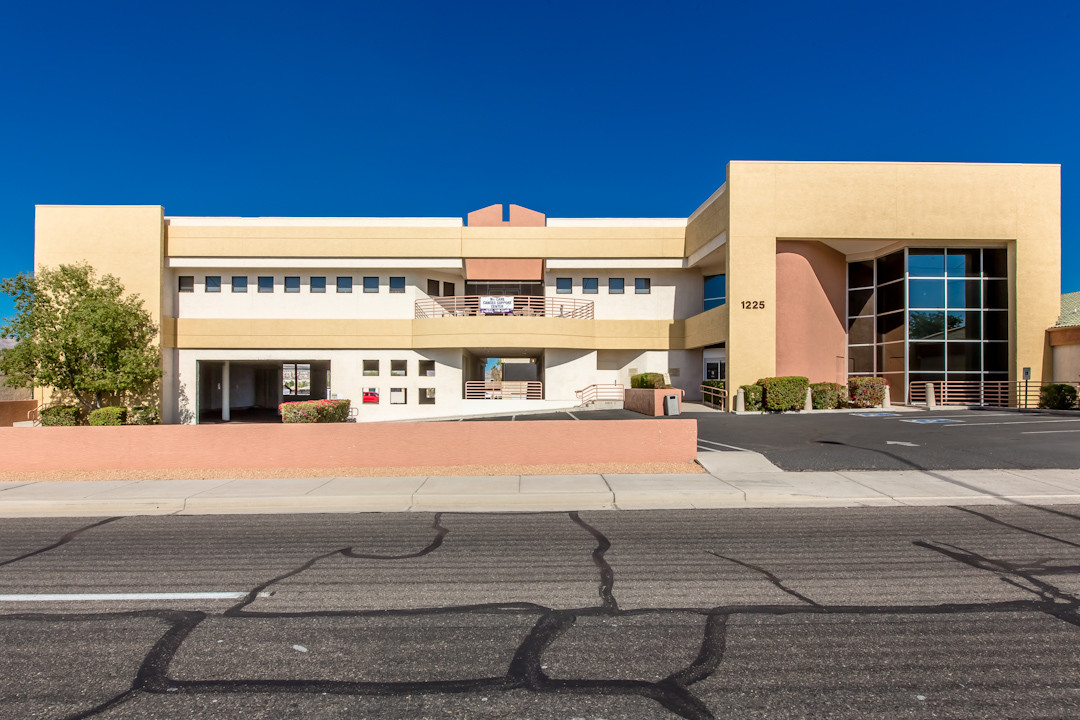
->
[694,409,1080,472]
[454,406,1080,472]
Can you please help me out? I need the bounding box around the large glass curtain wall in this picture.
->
[847,248,1008,402]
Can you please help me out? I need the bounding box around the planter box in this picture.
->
[624,388,684,417]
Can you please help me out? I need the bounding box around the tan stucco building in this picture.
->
[33,161,1061,423]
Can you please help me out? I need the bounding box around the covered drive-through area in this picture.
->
[197,360,330,423]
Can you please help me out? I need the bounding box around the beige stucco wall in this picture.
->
[722,161,1061,393]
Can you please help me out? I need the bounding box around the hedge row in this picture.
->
[279,399,352,423]
[630,373,670,389]
[39,405,160,426]
[735,377,889,411]
[1039,384,1078,410]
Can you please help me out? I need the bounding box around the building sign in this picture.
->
[480,296,514,314]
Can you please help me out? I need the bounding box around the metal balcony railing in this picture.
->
[415,295,594,319]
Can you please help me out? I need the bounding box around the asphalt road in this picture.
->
[469,408,1080,471]
[3,507,1080,719]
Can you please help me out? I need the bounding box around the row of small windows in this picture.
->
[362,359,437,377]
[555,277,651,294]
[178,276,410,294]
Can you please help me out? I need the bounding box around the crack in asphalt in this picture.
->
[0,517,122,568]
[3,508,1080,720]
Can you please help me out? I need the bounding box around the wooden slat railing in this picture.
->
[464,381,543,400]
[416,295,594,319]
[909,380,1080,408]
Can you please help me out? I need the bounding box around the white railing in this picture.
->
[416,295,594,319]
[575,383,624,406]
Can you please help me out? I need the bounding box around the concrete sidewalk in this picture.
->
[2,450,1079,516]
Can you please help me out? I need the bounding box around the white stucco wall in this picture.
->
[543,269,704,320]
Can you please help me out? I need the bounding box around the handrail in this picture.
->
[700,384,728,411]
[464,381,543,400]
[909,379,1080,408]
[575,383,624,406]
[416,295,594,319]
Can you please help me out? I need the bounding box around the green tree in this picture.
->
[0,263,162,411]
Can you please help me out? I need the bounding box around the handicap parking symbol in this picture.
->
[900,418,962,424]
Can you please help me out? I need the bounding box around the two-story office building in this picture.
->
[33,161,1061,423]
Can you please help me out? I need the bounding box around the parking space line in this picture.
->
[946,419,1080,428]
[0,592,267,602]
[1022,429,1080,434]
[697,445,718,452]
[698,438,752,452]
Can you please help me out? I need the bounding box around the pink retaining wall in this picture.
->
[0,419,698,472]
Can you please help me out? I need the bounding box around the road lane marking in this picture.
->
[697,445,718,452]
[697,438,753,452]
[945,419,1080,428]
[0,592,270,602]
[1022,429,1080,434]
[566,411,579,420]
[886,441,919,446]
[901,418,962,424]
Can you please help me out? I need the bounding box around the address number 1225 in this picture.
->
[740,300,765,309]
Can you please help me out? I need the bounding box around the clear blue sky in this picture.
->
[1,0,1076,320]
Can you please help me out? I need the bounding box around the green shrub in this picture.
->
[848,377,888,408]
[127,405,160,425]
[1039,383,1078,410]
[630,373,668,389]
[810,382,847,410]
[739,384,763,411]
[279,399,352,423]
[38,405,81,426]
[756,376,810,411]
[88,406,127,426]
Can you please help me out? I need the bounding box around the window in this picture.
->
[419,360,435,377]
[443,281,455,296]
[258,276,274,293]
[178,276,194,293]
[337,276,353,293]
[363,360,379,376]
[282,363,311,396]
[635,278,651,294]
[704,275,726,311]
[583,278,598,294]
[205,276,221,293]
[390,388,406,404]
[608,277,624,294]
[427,279,440,296]
[391,359,407,376]
[363,387,380,404]
[390,276,405,293]
[419,387,436,405]
[364,276,379,293]
[285,276,300,293]
[556,277,572,294]
[232,276,248,293]
[310,276,326,293]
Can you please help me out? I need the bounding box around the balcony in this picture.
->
[415,295,594,320]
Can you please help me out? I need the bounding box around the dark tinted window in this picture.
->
[427,279,440,296]
[258,276,274,293]
[608,278,624,294]
[635,278,651,294]
[876,251,904,284]
[337,277,352,293]
[583,278,598,294]
[205,276,221,293]
[983,249,1007,277]
[390,277,405,293]
[363,276,379,293]
[848,260,873,288]
[178,276,194,292]
[310,276,326,293]
[285,276,300,293]
[556,278,572,294]
[232,276,248,293]
[907,249,945,277]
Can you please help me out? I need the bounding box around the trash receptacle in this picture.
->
[663,393,680,416]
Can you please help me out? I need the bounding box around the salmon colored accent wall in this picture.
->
[775,241,848,383]
[624,388,684,416]
[0,419,697,472]
[464,258,544,281]
[0,400,36,427]
[466,204,546,227]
